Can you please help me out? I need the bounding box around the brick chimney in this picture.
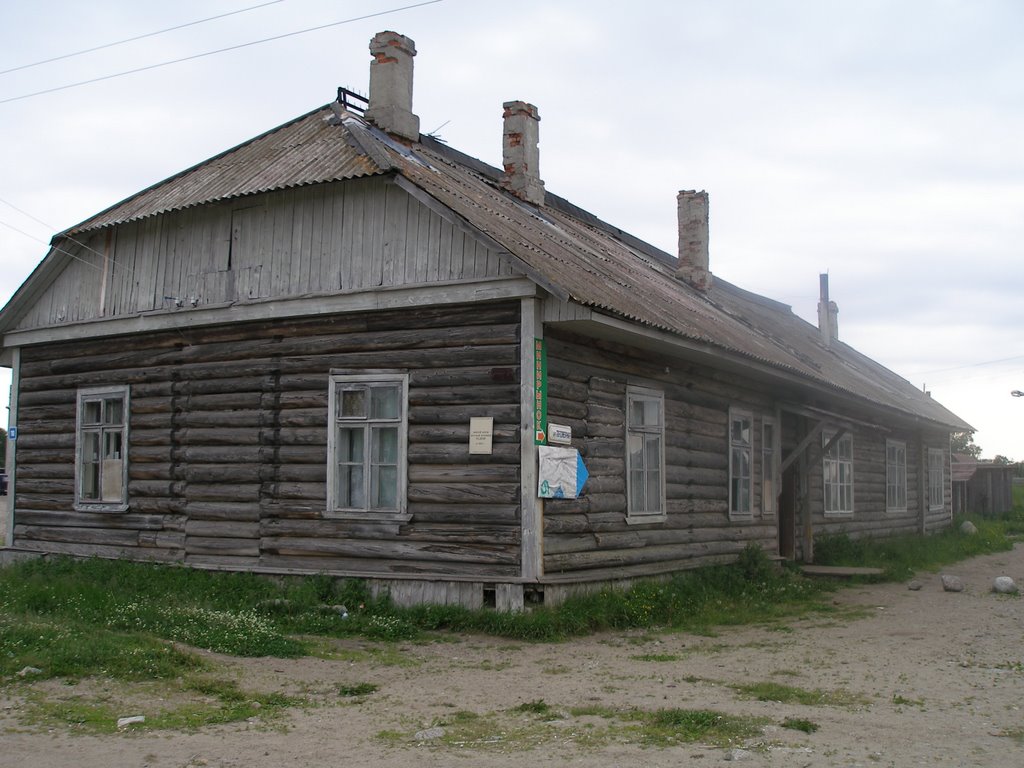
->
[817,273,839,346]
[676,190,712,291]
[501,101,544,205]
[365,31,420,141]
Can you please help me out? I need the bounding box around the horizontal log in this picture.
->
[260,517,402,538]
[260,536,518,565]
[266,482,327,501]
[256,553,520,579]
[15,509,169,531]
[279,410,327,428]
[138,531,186,549]
[15,478,74,495]
[408,385,519,406]
[187,484,261,502]
[10,539,182,563]
[15,524,139,547]
[407,483,519,505]
[185,520,260,539]
[14,464,73,480]
[406,503,519,524]
[185,536,260,557]
[408,464,519,484]
[409,366,520,388]
[186,502,262,521]
[407,443,520,463]
[409,404,519,425]
[545,538,753,573]
[408,424,518,444]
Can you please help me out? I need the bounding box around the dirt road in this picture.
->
[3,544,1023,768]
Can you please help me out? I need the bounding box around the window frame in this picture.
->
[729,408,754,520]
[928,447,945,512]
[326,372,410,520]
[625,385,666,524]
[761,416,777,517]
[822,431,854,516]
[885,439,907,513]
[74,385,130,513]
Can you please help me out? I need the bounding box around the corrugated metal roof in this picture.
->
[53,103,969,430]
[66,106,385,234]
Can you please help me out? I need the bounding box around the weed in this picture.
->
[630,653,681,662]
[782,716,819,733]
[338,682,378,697]
[729,680,868,708]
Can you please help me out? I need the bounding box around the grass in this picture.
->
[728,680,869,708]
[0,517,1017,735]
[813,514,1016,580]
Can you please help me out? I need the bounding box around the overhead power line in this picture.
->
[0,0,285,77]
[0,0,444,106]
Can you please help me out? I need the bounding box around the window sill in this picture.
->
[626,513,667,526]
[729,512,755,523]
[324,510,413,524]
[75,502,129,514]
[823,510,854,518]
[886,506,908,515]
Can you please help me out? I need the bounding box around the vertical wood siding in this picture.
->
[14,178,518,331]
[12,302,522,578]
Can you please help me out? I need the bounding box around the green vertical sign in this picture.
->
[533,337,547,444]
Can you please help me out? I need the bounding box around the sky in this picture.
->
[0,0,1022,458]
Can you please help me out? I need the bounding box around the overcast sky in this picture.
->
[1,0,1022,457]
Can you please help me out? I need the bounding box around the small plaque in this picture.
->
[469,417,494,455]
[547,423,572,445]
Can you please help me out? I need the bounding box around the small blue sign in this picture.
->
[576,453,589,496]
[7,427,16,440]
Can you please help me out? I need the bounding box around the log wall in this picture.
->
[540,329,778,582]
[12,302,523,579]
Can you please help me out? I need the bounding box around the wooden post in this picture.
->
[918,435,928,534]
[4,347,20,547]
[520,296,543,582]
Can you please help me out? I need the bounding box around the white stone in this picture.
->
[993,576,1018,594]
[959,520,978,535]
[117,715,146,729]
[414,726,446,741]
[941,574,965,592]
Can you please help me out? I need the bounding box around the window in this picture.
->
[761,417,777,517]
[328,374,408,517]
[626,386,665,521]
[823,431,853,515]
[729,409,753,519]
[75,386,129,511]
[886,440,907,512]
[928,448,945,511]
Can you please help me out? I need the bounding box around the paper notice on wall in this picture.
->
[537,445,589,499]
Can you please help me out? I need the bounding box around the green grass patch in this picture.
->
[729,680,868,708]
[338,682,379,697]
[782,716,819,733]
[630,653,682,662]
[18,676,302,733]
[814,515,1013,580]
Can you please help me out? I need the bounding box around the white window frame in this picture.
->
[729,408,754,520]
[74,385,130,513]
[928,448,945,512]
[886,439,907,513]
[625,385,666,523]
[327,373,409,520]
[761,416,777,517]
[823,431,854,516]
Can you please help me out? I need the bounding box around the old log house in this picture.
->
[0,32,971,608]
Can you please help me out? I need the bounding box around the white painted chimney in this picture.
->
[676,190,712,291]
[501,101,544,206]
[817,273,839,346]
[365,31,420,141]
